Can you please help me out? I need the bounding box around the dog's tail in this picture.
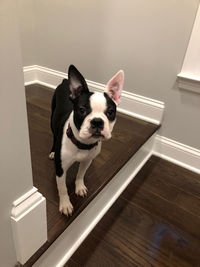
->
[50,91,56,134]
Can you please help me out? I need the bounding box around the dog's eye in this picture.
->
[79,107,86,115]
[106,109,114,117]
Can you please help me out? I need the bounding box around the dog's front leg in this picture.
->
[56,171,73,216]
[75,159,92,197]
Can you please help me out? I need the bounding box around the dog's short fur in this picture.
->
[50,65,124,215]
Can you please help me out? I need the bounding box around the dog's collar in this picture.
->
[66,124,98,150]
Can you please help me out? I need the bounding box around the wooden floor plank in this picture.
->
[176,190,200,217]
[146,156,200,198]
[67,233,139,267]
[122,177,200,240]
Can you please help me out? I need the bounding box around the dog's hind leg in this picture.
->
[49,91,57,159]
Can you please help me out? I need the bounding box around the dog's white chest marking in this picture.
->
[61,121,101,167]
[76,149,91,162]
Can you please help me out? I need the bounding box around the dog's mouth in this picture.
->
[91,129,105,138]
[92,132,104,138]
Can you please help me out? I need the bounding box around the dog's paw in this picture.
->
[75,182,88,197]
[59,196,73,216]
[49,152,55,160]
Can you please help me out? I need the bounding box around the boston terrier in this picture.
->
[49,65,124,216]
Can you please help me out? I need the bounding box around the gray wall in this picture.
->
[18,0,36,66]
[19,0,200,149]
[0,1,33,266]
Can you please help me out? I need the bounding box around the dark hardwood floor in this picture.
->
[65,156,200,267]
[24,84,159,266]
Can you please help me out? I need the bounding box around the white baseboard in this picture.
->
[154,135,200,174]
[33,133,156,267]
[11,187,47,264]
[23,65,164,125]
[177,73,200,94]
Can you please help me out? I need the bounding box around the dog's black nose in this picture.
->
[90,118,104,130]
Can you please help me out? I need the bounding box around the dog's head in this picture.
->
[68,65,124,141]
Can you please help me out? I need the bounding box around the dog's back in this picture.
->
[51,79,73,136]
[50,79,73,157]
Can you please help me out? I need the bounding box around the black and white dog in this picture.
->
[49,65,124,216]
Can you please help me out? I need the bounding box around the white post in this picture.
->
[0,0,47,265]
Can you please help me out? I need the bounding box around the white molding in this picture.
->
[33,133,156,267]
[153,135,200,174]
[11,187,47,264]
[23,65,164,125]
[177,73,200,93]
[177,4,200,93]
[23,65,38,86]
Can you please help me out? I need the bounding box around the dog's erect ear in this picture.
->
[105,70,124,105]
[68,65,89,100]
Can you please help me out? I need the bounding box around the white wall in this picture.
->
[18,0,200,149]
[18,0,36,66]
[180,4,200,77]
[0,1,33,266]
